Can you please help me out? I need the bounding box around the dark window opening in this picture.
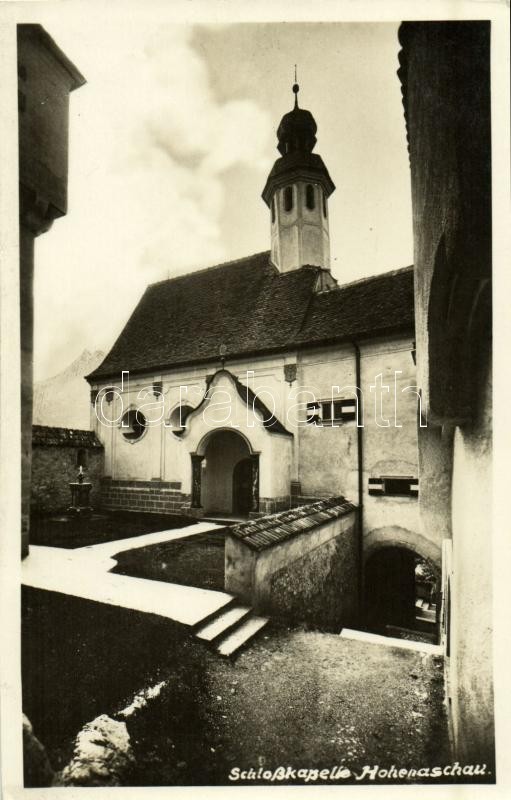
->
[306,399,357,425]
[321,399,357,424]
[121,409,147,442]
[384,477,415,496]
[169,404,194,436]
[271,197,276,223]
[76,448,88,468]
[306,402,321,425]
[368,476,419,497]
[283,185,293,212]
[322,191,327,218]
[306,184,315,210]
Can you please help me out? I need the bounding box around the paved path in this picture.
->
[200,627,451,782]
[119,625,451,785]
[341,627,443,655]
[22,522,234,627]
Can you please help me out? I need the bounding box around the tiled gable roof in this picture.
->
[87,251,414,382]
[32,425,103,448]
[295,267,415,345]
[229,496,357,552]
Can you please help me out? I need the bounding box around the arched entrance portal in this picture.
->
[364,547,439,643]
[192,429,259,516]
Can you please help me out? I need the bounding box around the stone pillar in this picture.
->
[191,455,204,509]
[17,26,85,557]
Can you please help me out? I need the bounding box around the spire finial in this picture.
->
[292,64,299,108]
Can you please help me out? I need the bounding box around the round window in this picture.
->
[169,404,194,436]
[121,409,147,441]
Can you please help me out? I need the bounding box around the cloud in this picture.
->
[34,21,272,379]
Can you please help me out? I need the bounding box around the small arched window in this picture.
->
[271,197,276,224]
[76,448,88,468]
[306,184,315,210]
[121,409,147,442]
[283,185,294,212]
[322,191,327,218]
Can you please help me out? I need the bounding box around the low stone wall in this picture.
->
[31,426,104,514]
[101,479,190,515]
[226,497,360,631]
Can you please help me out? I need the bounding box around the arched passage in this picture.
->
[364,546,440,643]
[193,429,258,516]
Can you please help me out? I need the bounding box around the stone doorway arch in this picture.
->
[191,428,259,515]
[364,544,440,643]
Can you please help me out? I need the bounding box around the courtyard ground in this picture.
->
[30,510,195,548]
[22,587,456,788]
[112,528,227,591]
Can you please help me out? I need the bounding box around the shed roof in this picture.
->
[229,496,356,552]
[32,425,103,448]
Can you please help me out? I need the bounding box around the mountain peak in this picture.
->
[33,349,106,429]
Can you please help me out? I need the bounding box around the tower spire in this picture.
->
[293,64,299,108]
[262,77,335,272]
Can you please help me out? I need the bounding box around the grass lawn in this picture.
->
[21,587,216,783]
[111,528,227,591]
[29,511,195,549]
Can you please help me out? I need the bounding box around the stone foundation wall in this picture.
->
[255,512,359,630]
[101,479,190,515]
[31,446,103,513]
[264,523,359,630]
[226,501,359,630]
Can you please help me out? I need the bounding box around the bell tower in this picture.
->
[262,80,335,272]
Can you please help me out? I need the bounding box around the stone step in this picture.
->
[417,608,437,623]
[195,604,252,642]
[216,615,269,658]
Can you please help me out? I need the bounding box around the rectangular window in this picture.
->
[306,399,357,425]
[306,402,321,425]
[321,399,357,424]
[368,476,419,497]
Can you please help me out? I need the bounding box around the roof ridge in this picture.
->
[32,424,93,434]
[147,250,273,288]
[330,265,413,291]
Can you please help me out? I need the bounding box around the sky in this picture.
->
[32,15,413,380]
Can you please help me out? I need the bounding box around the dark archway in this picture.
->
[196,429,259,516]
[364,547,439,643]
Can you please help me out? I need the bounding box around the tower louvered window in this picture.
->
[283,185,294,212]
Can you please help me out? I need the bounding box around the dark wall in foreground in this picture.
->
[398,21,493,768]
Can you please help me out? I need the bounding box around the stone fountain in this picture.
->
[68,466,93,515]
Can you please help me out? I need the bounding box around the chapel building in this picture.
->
[87,85,436,630]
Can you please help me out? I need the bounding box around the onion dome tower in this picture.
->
[262,79,335,272]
